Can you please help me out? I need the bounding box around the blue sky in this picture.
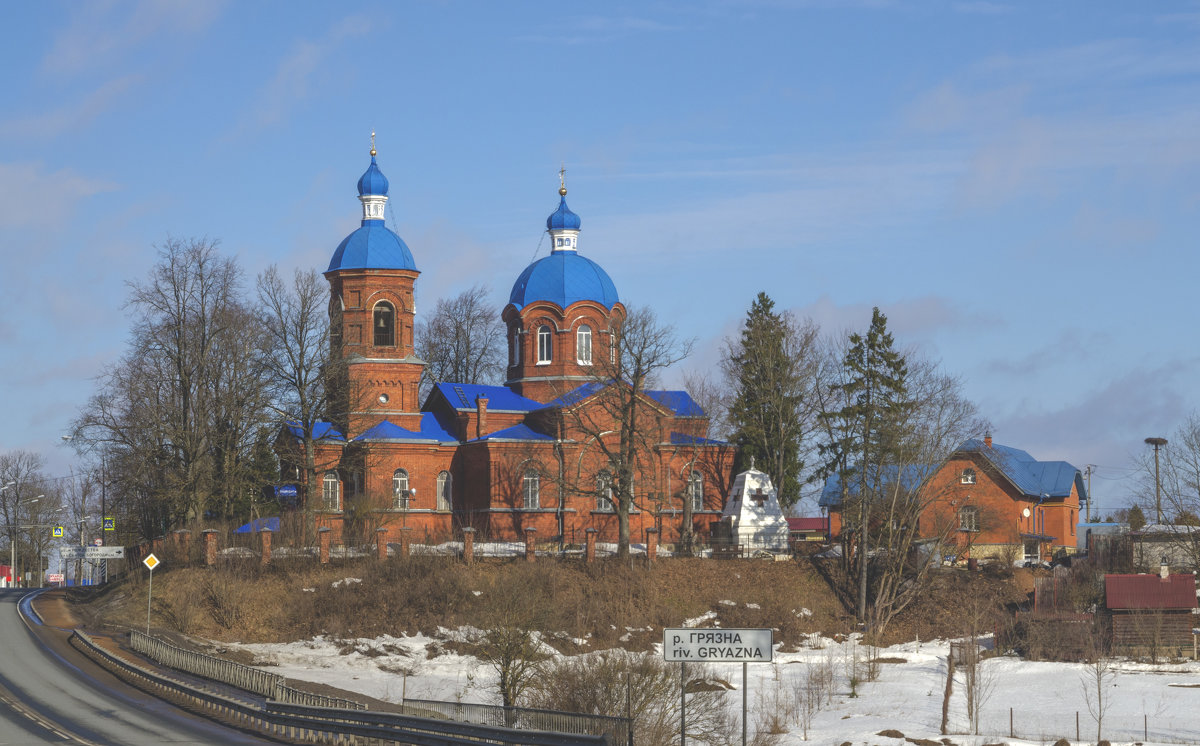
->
[3,1,1199,516]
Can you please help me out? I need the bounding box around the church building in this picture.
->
[277,146,734,548]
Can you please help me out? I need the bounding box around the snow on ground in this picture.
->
[226,630,1200,746]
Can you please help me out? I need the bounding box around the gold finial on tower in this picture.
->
[558,164,567,196]
[370,130,377,157]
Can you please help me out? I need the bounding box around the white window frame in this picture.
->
[688,470,704,513]
[436,471,452,511]
[576,324,592,365]
[959,505,979,532]
[322,470,341,511]
[596,471,614,512]
[523,470,540,510]
[393,468,410,509]
[960,468,977,485]
[537,325,553,364]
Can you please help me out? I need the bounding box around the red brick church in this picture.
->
[277,147,733,547]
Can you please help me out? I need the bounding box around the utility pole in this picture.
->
[1084,465,1094,522]
[1145,437,1167,525]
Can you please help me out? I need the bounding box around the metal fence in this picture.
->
[129,629,364,709]
[401,698,633,746]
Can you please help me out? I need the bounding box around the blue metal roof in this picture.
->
[958,438,1087,501]
[428,383,543,412]
[546,195,581,231]
[670,432,728,446]
[539,381,610,410]
[646,390,706,417]
[327,221,417,272]
[818,439,1088,508]
[819,465,933,508]
[283,421,345,442]
[469,423,556,443]
[353,415,459,444]
[357,155,389,196]
[508,251,619,310]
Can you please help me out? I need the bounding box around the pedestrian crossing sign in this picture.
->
[52,526,64,538]
[103,518,115,531]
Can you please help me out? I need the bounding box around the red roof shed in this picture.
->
[1104,574,1197,610]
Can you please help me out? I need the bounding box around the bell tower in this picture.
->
[325,137,425,432]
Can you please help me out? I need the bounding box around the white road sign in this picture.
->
[59,547,86,560]
[88,547,125,559]
[662,628,773,663]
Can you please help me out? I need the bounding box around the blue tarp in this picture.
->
[235,516,280,533]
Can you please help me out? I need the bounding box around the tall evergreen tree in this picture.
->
[725,292,819,508]
[822,306,908,622]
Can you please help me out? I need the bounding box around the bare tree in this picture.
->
[0,451,53,584]
[1146,412,1200,571]
[416,284,505,395]
[257,265,341,544]
[550,306,693,559]
[1080,636,1117,743]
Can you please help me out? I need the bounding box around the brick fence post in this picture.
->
[202,529,219,566]
[646,528,659,562]
[585,528,597,563]
[318,527,332,565]
[524,527,537,562]
[260,528,272,565]
[178,529,191,562]
[398,527,412,558]
[462,527,475,564]
[376,528,389,560]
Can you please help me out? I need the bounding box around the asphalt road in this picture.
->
[0,588,275,745]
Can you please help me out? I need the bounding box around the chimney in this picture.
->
[984,432,993,449]
[476,396,489,439]
[1160,556,1169,580]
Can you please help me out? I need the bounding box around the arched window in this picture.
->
[436,471,452,511]
[960,468,976,485]
[576,324,592,365]
[523,470,540,510]
[959,505,979,532]
[537,325,553,363]
[322,471,340,511]
[596,471,614,512]
[393,469,410,508]
[373,301,395,347]
[688,471,704,512]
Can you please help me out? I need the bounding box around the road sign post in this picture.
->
[663,628,772,746]
[143,553,160,635]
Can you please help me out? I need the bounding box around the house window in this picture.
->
[373,302,395,346]
[537,325,553,364]
[577,324,592,365]
[960,468,976,485]
[393,469,410,508]
[596,471,614,512]
[322,471,340,511]
[436,471,452,511]
[688,470,704,512]
[523,470,540,510]
[959,505,979,532]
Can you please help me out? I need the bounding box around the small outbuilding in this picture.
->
[1103,568,1198,656]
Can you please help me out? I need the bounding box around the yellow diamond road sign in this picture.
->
[143,553,160,571]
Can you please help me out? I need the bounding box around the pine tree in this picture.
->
[725,292,815,508]
[822,307,908,622]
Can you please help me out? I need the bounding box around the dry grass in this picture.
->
[71,556,1027,649]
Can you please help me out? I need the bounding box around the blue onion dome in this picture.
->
[508,253,619,310]
[357,155,389,196]
[546,187,581,231]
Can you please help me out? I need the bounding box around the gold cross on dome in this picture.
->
[370,130,377,157]
[559,164,566,189]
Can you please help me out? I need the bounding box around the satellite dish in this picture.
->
[1022,508,1032,518]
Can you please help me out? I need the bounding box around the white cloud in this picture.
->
[44,0,224,76]
[0,75,143,139]
[0,162,117,228]
[230,16,371,136]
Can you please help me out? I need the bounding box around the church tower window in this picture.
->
[577,324,592,365]
[688,470,704,512]
[393,469,410,508]
[537,325,553,364]
[373,302,395,347]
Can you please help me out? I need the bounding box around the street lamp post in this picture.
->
[11,496,44,588]
[1145,437,1168,525]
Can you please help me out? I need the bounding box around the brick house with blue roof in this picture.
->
[276,150,734,547]
[820,435,1087,563]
